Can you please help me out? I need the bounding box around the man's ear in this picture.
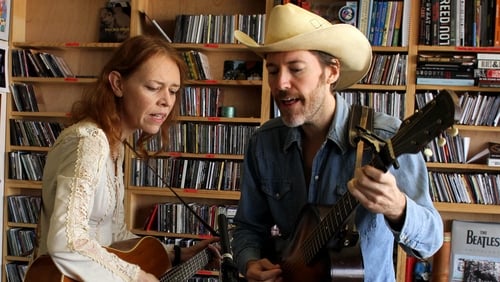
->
[326,62,341,85]
[109,71,123,97]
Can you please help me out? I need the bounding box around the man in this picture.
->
[231,4,443,282]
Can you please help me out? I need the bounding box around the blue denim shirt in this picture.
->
[232,94,443,281]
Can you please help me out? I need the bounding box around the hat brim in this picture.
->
[235,24,372,90]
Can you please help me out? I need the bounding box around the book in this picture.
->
[309,1,358,26]
[436,0,453,46]
[466,142,499,164]
[98,1,131,43]
[477,53,500,60]
[140,11,172,42]
[431,232,451,282]
[144,203,158,231]
[477,59,500,69]
[223,60,263,80]
[417,54,476,65]
[419,0,432,45]
[496,0,500,46]
[450,220,500,282]
[487,142,500,167]
[416,68,474,79]
[416,77,475,86]
[405,255,418,282]
[475,68,500,78]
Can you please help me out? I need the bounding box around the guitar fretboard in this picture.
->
[301,192,359,264]
[161,248,210,282]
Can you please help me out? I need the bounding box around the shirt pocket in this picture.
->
[261,179,292,201]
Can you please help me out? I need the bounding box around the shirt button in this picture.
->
[314,175,319,180]
[275,193,280,198]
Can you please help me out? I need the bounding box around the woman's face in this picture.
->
[110,53,181,139]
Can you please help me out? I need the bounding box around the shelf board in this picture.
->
[349,83,407,91]
[418,45,500,53]
[11,77,97,84]
[152,152,244,160]
[4,180,42,189]
[426,162,500,172]
[5,255,31,262]
[8,145,50,152]
[132,228,216,239]
[7,222,37,228]
[176,115,262,123]
[454,124,500,133]
[127,186,241,200]
[10,111,70,118]
[434,202,500,214]
[415,85,500,92]
[12,41,121,49]
[184,79,262,86]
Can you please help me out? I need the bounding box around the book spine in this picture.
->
[358,0,371,37]
[437,0,452,46]
[477,52,500,60]
[475,68,500,78]
[477,59,500,69]
[431,232,451,282]
[416,69,474,79]
[496,0,500,46]
[416,77,475,86]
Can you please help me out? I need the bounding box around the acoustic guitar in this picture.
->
[23,236,211,282]
[277,90,459,282]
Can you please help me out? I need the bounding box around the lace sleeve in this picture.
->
[45,125,140,281]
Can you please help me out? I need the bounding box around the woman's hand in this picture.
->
[137,269,159,282]
[180,237,220,263]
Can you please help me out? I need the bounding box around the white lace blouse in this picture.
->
[38,121,141,281]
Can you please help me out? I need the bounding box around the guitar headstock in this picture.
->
[370,89,460,171]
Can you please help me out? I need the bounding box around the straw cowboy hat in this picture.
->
[234,3,372,90]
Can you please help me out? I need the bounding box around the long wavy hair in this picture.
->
[70,35,187,157]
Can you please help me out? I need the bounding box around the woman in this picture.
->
[36,35,218,281]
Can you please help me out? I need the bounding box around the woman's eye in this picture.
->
[146,85,159,91]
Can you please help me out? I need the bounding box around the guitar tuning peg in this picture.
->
[446,126,459,137]
[423,148,433,158]
[438,137,447,147]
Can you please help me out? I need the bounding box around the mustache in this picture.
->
[275,90,290,98]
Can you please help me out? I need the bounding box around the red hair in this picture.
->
[71,35,186,157]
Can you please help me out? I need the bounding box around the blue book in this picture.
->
[416,77,475,86]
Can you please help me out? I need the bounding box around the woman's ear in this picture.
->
[108,71,123,97]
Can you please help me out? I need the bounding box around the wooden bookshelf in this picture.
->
[2,0,272,281]
[393,0,500,280]
[3,0,499,281]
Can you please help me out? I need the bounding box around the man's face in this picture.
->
[265,50,339,127]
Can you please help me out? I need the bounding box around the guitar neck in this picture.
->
[301,191,359,264]
[161,248,210,282]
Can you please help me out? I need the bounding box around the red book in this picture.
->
[405,255,418,282]
[431,232,451,282]
[495,0,500,46]
[144,204,159,231]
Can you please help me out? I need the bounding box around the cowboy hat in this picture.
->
[234,3,372,90]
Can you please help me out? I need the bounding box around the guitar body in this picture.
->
[24,236,170,282]
[279,205,363,282]
[280,206,330,282]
